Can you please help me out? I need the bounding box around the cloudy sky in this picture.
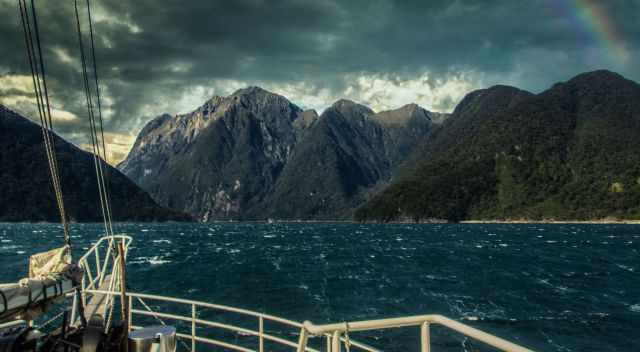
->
[1,0,639,163]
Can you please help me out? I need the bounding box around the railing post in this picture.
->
[421,322,430,352]
[99,243,112,287]
[70,292,78,327]
[296,327,308,352]
[326,335,332,352]
[331,331,341,352]
[191,304,197,352]
[128,295,133,332]
[259,316,264,352]
[95,246,101,278]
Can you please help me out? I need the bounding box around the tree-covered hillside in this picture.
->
[356,70,640,222]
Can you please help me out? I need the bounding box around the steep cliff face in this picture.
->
[257,100,439,219]
[119,86,311,220]
[255,100,387,219]
[120,89,439,220]
[0,105,189,222]
[372,103,439,166]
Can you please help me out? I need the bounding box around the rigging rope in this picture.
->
[18,0,71,246]
[73,0,115,238]
[85,0,115,225]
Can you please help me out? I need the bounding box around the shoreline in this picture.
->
[1,219,639,225]
[460,219,640,225]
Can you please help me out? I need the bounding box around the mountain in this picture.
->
[256,100,437,219]
[119,87,311,220]
[356,70,640,222]
[0,105,190,222]
[120,89,443,220]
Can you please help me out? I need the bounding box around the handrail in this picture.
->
[74,235,132,329]
[302,314,534,352]
[78,234,132,263]
[86,289,304,328]
[85,289,334,352]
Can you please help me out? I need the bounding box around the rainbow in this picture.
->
[552,0,629,65]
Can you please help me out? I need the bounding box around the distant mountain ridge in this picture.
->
[357,70,640,222]
[0,105,190,222]
[120,88,444,220]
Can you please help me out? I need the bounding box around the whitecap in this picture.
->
[630,304,640,313]
[617,264,635,272]
[147,256,171,265]
[130,256,171,265]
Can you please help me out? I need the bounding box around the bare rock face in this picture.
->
[120,88,441,220]
[372,103,441,166]
[119,87,308,220]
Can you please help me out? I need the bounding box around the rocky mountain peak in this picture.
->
[372,103,431,126]
[329,99,374,121]
[231,85,271,97]
[230,86,295,107]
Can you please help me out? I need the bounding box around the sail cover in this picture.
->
[0,246,81,322]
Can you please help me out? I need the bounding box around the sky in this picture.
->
[1,0,639,164]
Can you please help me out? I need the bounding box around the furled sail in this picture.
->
[0,246,82,323]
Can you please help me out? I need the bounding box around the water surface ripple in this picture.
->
[1,223,638,351]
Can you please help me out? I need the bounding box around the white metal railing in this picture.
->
[77,234,132,291]
[300,315,534,352]
[72,235,132,328]
[83,289,376,352]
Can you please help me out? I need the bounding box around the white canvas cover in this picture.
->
[0,246,80,322]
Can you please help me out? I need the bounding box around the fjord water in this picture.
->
[1,223,639,351]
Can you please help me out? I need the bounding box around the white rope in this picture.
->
[38,310,66,330]
[73,0,115,238]
[18,0,71,245]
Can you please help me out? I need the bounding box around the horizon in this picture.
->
[0,1,639,163]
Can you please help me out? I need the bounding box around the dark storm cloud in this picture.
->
[1,0,639,147]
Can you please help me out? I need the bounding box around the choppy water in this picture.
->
[1,223,639,351]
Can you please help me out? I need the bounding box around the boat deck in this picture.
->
[83,274,112,322]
